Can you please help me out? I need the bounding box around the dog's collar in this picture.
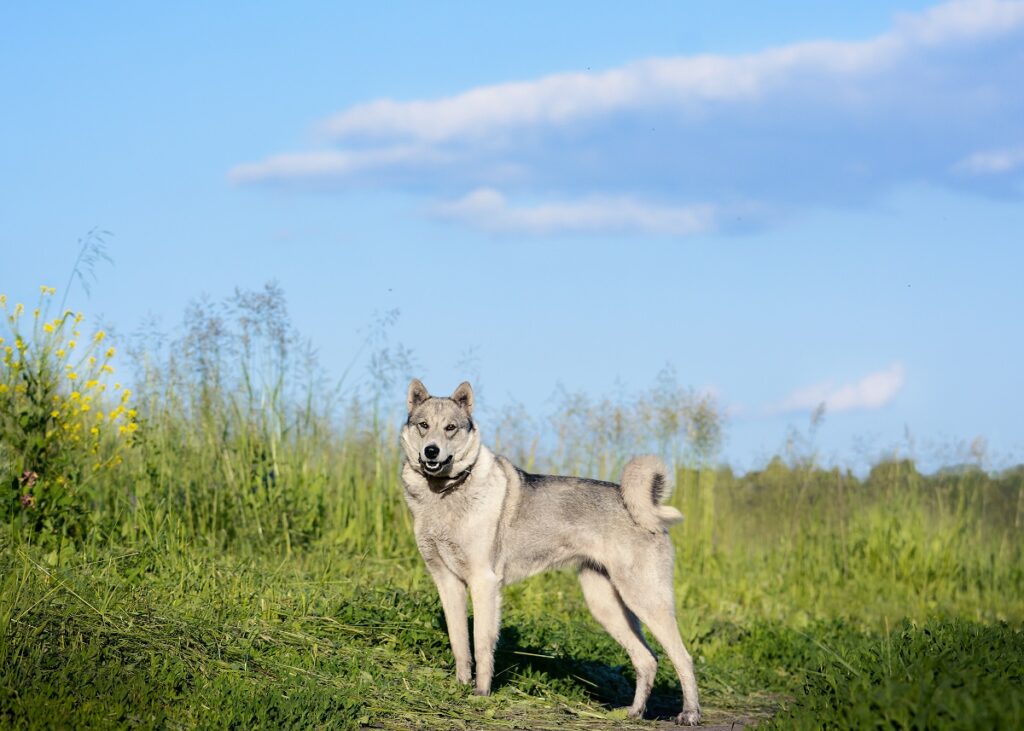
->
[428,463,474,495]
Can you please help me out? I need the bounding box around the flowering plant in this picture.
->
[1,286,137,539]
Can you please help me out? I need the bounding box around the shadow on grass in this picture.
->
[475,620,687,722]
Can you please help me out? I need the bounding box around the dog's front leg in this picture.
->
[469,571,501,695]
[428,563,473,684]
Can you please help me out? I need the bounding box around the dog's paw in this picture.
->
[675,708,701,726]
[456,669,473,685]
[626,704,646,719]
[473,686,491,696]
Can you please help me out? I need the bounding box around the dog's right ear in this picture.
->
[407,379,430,413]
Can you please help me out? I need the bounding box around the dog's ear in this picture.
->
[407,379,430,413]
[451,381,474,414]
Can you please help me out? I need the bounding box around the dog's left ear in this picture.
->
[451,381,474,414]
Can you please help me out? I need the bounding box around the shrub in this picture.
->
[0,287,137,542]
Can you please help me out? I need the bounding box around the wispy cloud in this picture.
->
[432,188,718,236]
[230,0,1024,235]
[315,0,1023,144]
[228,147,450,186]
[770,363,906,415]
[954,145,1024,174]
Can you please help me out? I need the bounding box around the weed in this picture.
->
[0,281,1022,729]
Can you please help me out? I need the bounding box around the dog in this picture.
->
[399,379,701,725]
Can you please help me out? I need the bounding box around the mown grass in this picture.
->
[2,283,1023,729]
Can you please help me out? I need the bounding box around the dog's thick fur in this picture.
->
[400,379,701,725]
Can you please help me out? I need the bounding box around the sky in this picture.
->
[2,0,1023,473]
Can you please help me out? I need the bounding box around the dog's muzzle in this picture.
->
[420,455,453,475]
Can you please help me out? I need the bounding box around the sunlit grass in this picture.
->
[1,281,1022,729]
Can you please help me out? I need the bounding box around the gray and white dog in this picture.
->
[400,379,701,726]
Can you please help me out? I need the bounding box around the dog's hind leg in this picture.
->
[578,566,658,718]
[612,565,701,726]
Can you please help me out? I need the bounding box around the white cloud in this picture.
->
[230,0,1024,235]
[316,0,1024,144]
[771,362,906,414]
[432,188,718,236]
[228,146,448,185]
[893,0,1024,44]
[954,145,1024,174]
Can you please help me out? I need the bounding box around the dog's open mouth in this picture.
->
[420,455,453,475]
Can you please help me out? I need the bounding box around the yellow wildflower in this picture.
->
[43,323,54,333]
[33,308,40,319]
[127,409,137,418]
[100,365,113,374]
[121,389,132,403]
[0,294,5,307]
[0,384,8,394]
[90,427,99,435]
[88,356,96,366]
[94,331,106,342]
[81,404,91,412]
[50,410,59,418]
[56,349,65,358]
[67,372,78,381]
[74,313,83,324]
[70,391,80,400]
[85,379,99,389]
[68,340,77,349]
[105,347,115,358]
[14,303,24,317]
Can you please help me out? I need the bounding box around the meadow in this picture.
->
[2,282,1022,729]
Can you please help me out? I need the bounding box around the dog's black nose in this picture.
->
[424,444,440,460]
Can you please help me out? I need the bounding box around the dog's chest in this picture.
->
[413,488,505,578]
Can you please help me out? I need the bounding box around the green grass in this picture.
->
[2,284,1023,729]
[2,450,1021,729]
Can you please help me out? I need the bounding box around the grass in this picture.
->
[2,283,1023,729]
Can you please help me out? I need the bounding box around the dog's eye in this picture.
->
[418,421,429,429]
[445,423,457,432]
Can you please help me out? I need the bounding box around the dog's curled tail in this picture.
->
[621,455,684,533]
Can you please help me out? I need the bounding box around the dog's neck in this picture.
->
[425,463,474,495]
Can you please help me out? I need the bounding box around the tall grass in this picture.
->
[2,281,1022,729]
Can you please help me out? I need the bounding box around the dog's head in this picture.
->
[401,379,481,479]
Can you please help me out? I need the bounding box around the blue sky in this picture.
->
[2,1,1022,472]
